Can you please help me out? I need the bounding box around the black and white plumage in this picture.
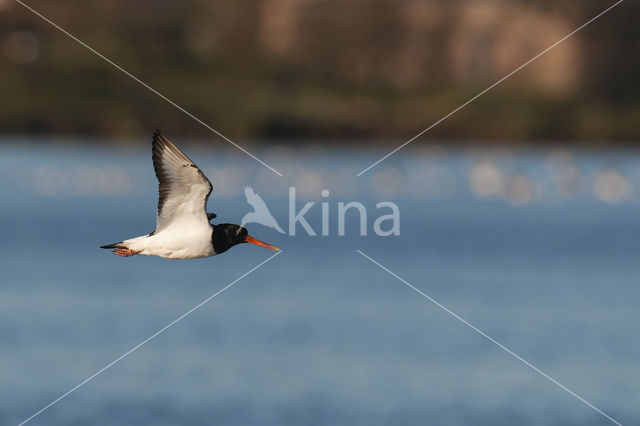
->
[101,130,280,259]
[152,130,212,235]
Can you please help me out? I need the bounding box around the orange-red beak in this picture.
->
[244,235,280,251]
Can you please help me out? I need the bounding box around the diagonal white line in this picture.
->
[356,249,622,426]
[17,250,283,426]
[356,0,624,176]
[14,0,283,177]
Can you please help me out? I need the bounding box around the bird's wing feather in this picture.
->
[152,130,212,233]
[244,186,270,213]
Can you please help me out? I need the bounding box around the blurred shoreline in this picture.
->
[1,0,638,142]
[1,134,639,148]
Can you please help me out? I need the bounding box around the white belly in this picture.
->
[124,225,215,259]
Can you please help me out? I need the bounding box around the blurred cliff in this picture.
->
[0,0,638,144]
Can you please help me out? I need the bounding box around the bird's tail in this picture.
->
[100,241,124,249]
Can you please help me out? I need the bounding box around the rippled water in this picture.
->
[0,141,638,425]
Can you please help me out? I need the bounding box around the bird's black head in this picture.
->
[211,223,280,254]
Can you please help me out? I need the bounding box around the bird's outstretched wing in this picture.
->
[151,130,212,233]
[244,186,270,214]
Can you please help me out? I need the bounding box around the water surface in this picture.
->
[0,141,638,425]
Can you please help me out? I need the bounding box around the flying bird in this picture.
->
[101,130,280,259]
[241,186,285,234]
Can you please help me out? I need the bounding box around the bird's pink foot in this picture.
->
[113,248,139,257]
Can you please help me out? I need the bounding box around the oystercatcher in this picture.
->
[101,130,280,259]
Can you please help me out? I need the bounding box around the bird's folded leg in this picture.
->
[113,248,139,257]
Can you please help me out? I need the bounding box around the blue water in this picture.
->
[0,141,638,425]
